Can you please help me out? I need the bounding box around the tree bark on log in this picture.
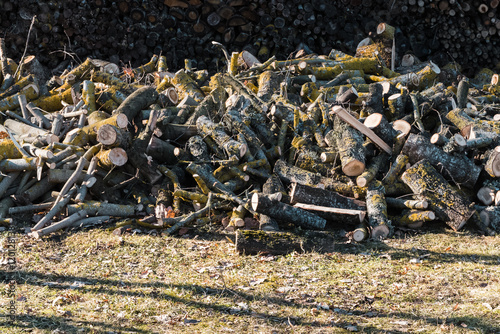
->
[196,115,247,159]
[401,159,476,231]
[251,192,327,229]
[479,206,500,232]
[273,159,364,198]
[235,229,336,255]
[333,115,366,176]
[115,85,159,123]
[366,180,393,240]
[401,133,481,188]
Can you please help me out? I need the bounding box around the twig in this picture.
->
[14,16,37,80]
[31,187,77,231]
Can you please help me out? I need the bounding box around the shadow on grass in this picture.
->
[4,268,499,333]
[1,313,151,333]
[5,269,332,332]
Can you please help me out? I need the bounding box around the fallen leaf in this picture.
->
[122,67,134,78]
[250,277,266,286]
[482,303,493,310]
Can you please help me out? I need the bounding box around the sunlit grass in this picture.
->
[1,226,499,333]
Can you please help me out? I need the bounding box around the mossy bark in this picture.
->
[257,70,283,101]
[333,116,366,177]
[366,180,393,240]
[273,159,364,198]
[401,159,475,231]
[402,133,481,188]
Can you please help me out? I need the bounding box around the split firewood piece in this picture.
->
[127,110,163,184]
[251,192,326,229]
[479,206,500,232]
[366,180,393,240]
[235,230,336,255]
[402,133,481,188]
[273,159,364,198]
[29,210,88,238]
[196,115,247,159]
[331,105,392,155]
[115,85,159,123]
[401,159,476,231]
[67,201,138,217]
[390,210,436,228]
[332,115,366,177]
[385,197,428,210]
[293,203,366,225]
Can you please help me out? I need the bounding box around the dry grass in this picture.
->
[1,223,500,333]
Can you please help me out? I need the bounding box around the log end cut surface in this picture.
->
[342,160,366,177]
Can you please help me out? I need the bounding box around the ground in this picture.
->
[1,222,499,333]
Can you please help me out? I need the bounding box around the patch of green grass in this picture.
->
[1,226,499,333]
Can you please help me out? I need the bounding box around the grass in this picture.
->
[1,221,500,333]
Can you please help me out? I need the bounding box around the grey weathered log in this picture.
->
[251,192,326,229]
[401,133,481,188]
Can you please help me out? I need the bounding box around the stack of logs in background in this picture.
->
[1,0,500,76]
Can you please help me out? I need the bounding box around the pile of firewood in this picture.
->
[1,0,500,76]
[0,24,499,254]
